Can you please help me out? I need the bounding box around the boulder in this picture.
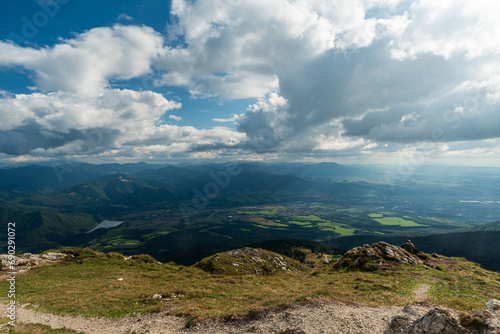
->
[487,299,500,312]
[41,252,68,261]
[404,308,467,334]
[389,315,411,333]
[334,242,423,271]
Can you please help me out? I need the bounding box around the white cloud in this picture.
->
[213,115,236,123]
[1,0,500,163]
[0,89,179,132]
[0,88,248,159]
[169,114,182,121]
[156,0,403,99]
[0,25,164,95]
[390,0,500,60]
[233,0,500,157]
[118,13,134,21]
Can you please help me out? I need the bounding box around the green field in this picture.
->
[373,216,428,227]
[288,215,323,221]
[318,222,356,236]
[287,220,314,226]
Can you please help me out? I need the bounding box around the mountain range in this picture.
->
[1,161,500,273]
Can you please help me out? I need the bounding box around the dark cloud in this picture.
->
[0,123,121,156]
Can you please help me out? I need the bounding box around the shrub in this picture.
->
[131,254,158,264]
[61,248,101,260]
[361,263,380,272]
[185,316,198,328]
[459,312,489,330]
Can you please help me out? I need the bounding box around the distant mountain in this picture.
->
[0,162,166,193]
[134,165,203,197]
[62,174,177,206]
[267,162,356,178]
[0,164,106,193]
[135,165,316,196]
[0,207,96,252]
[469,221,500,231]
[0,161,366,195]
[170,161,361,179]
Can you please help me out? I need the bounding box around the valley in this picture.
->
[1,161,500,270]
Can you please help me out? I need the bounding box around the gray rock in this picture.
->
[486,299,500,312]
[41,252,68,261]
[388,315,411,333]
[280,329,306,334]
[365,250,378,259]
[403,306,425,317]
[152,293,164,300]
[404,308,467,334]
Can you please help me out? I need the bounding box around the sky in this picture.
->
[0,0,499,166]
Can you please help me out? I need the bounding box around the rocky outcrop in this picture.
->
[0,252,69,269]
[487,299,500,312]
[405,308,467,334]
[194,247,308,275]
[335,242,423,271]
[388,300,500,334]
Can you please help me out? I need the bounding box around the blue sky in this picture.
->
[0,0,252,130]
[0,0,499,166]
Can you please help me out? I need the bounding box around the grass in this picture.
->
[317,222,356,236]
[373,216,428,227]
[0,318,84,333]
[240,217,286,227]
[0,249,499,320]
[143,231,171,241]
[286,221,313,227]
[288,215,323,221]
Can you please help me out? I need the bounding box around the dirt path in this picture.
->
[1,301,436,334]
[414,284,430,303]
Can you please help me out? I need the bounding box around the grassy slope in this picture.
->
[0,318,84,334]
[0,248,499,321]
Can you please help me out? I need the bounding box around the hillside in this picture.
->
[0,207,96,252]
[1,245,499,333]
[333,231,500,272]
[0,162,166,193]
[194,247,308,275]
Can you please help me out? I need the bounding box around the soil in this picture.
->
[0,299,440,334]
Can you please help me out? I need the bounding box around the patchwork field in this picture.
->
[369,214,428,227]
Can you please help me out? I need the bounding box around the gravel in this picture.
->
[1,300,437,334]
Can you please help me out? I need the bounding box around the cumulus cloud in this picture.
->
[0,25,164,95]
[1,0,499,163]
[156,0,401,99]
[233,0,500,156]
[0,89,181,155]
[0,88,246,159]
[389,0,500,60]
[0,23,248,160]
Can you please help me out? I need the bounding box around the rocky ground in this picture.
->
[0,252,69,277]
[2,298,500,333]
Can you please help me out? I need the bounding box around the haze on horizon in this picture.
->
[0,0,499,167]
